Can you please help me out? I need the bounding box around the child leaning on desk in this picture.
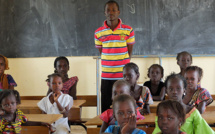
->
[38,73,73,134]
[104,94,146,134]
[99,80,145,133]
[0,89,53,133]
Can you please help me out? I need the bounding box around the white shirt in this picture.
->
[37,92,73,134]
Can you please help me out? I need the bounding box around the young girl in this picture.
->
[123,62,153,115]
[144,64,166,101]
[99,80,145,133]
[176,51,192,76]
[0,89,52,133]
[105,94,146,134]
[0,55,17,90]
[153,73,214,134]
[38,73,73,134]
[183,66,213,114]
[157,100,186,134]
[47,56,78,100]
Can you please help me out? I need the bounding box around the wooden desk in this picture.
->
[18,100,86,121]
[206,101,215,111]
[202,111,215,125]
[25,114,63,124]
[86,111,215,126]
[150,101,160,113]
[85,113,157,126]
[21,114,62,134]
[150,101,215,113]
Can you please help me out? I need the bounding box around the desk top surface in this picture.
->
[25,114,63,124]
[85,111,215,126]
[18,100,86,108]
[85,113,157,126]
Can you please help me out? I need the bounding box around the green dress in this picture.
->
[153,107,215,134]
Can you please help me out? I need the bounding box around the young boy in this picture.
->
[94,0,135,112]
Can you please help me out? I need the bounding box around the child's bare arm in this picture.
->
[152,87,166,101]
[197,101,207,114]
[100,121,109,133]
[139,104,150,115]
[69,82,77,100]
[53,93,69,117]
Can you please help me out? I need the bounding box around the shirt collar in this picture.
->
[103,18,122,30]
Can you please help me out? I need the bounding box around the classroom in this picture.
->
[1,0,215,134]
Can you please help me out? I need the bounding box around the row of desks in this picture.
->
[18,100,86,121]
[150,101,215,112]
[85,111,215,126]
[19,100,86,134]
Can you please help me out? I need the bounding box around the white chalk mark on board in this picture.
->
[127,4,135,14]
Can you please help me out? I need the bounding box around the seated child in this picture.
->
[99,80,145,133]
[183,66,213,114]
[123,62,153,115]
[38,73,73,134]
[144,64,166,101]
[153,73,214,134]
[0,89,52,133]
[105,94,146,134]
[47,56,78,99]
[157,100,186,134]
[176,51,192,76]
[0,55,17,90]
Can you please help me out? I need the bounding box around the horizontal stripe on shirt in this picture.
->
[101,58,130,66]
[102,65,125,68]
[102,51,128,56]
[101,54,129,61]
[102,67,123,73]
[101,77,123,80]
[101,72,123,79]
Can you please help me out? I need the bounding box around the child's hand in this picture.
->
[53,93,60,102]
[139,108,149,115]
[121,114,136,134]
[41,122,56,133]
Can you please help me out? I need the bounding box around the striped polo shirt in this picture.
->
[94,19,135,80]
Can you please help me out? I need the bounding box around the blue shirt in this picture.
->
[105,125,146,134]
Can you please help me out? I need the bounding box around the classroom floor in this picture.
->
[70,125,87,134]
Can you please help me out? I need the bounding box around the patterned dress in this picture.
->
[0,109,28,134]
[186,86,213,108]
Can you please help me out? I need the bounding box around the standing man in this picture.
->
[94,0,135,112]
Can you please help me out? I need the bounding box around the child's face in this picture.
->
[114,101,136,128]
[104,3,120,22]
[50,76,63,94]
[55,59,69,76]
[177,54,192,70]
[123,68,139,86]
[148,66,162,82]
[158,108,181,134]
[184,70,199,90]
[167,78,184,102]
[0,57,6,75]
[112,85,130,99]
[1,95,17,114]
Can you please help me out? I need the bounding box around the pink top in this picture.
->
[61,76,78,94]
[99,109,145,125]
